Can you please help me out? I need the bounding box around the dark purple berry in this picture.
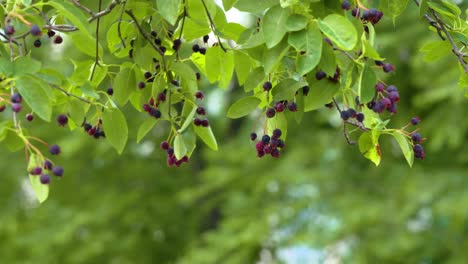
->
[40,174,51,184]
[271,149,280,158]
[47,30,55,38]
[302,86,310,96]
[413,144,425,160]
[256,141,265,151]
[84,123,92,131]
[26,113,34,121]
[196,72,201,80]
[387,102,397,113]
[12,103,22,113]
[87,127,97,136]
[263,81,272,91]
[386,85,398,93]
[274,102,286,113]
[372,101,385,113]
[144,71,152,80]
[49,144,61,155]
[151,30,157,37]
[4,25,15,35]
[31,166,42,175]
[356,113,365,122]
[340,110,351,120]
[54,35,63,44]
[410,117,420,125]
[287,102,297,112]
[192,44,200,52]
[272,128,282,139]
[250,132,257,141]
[150,108,161,118]
[56,114,68,126]
[173,39,182,50]
[203,35,209,43]
[193,118,202,126]
[315,70,326,80]
[195,91,204,100]
[159,46,166,54]
[11,93,22,103]
[155,38,162,45]
[375,60,384,66]
[375,83,385,92]
[263,145,272,154]
[383,63,394,73]
[201,119,209,127]
[138,81,146,89]
[257,150,265,158]
[325,102,334,109]
[171,80,180,86]
[0,105,5,112]
[341,0,351,10]
[43,160,53,170]
[143,104,151,112]
[266,108,276,118]
[380,98,392,108]
[30,25,42,36]
[106,87,114,95]
[261,135,270,144]
[277,139,285,148]
[52,166,64,177]
[157,92,166,102]
[33,39,42,48]
[388,91,400,102]
[348,108,357,117]
[167,147,174,156]
[160,141,170,150]
[199,47,207,55]
[351,7,360,17]
[196,106,206,115]
[411,132,423,143]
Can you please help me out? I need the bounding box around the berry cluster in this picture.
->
[252,129,285,158]
[367,83,400,114]
[340,108,365,123]
[408,117,425,159]
[375,60,395,73]
[193,91,210,127]
[344,1,384,25]
[82,119,106,139]
[31,157,64,185]
[262,82,307,119]
[315,67,341,83]
[160,141,189,167]
[192,35,210,55]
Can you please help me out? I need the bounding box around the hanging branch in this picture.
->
[200,0,227,52]
[48,83,92,104]
[70,0,120,23]
[90,0,102,81]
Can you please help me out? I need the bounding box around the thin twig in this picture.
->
[117,0,127,48]
[70,0,94,16]
[9,43,18,130]
[90,0,102,81]
[49,83,92,104]
[70,0,120,23]
[200,0,227,52]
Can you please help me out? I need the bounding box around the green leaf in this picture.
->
[179,106,197,133]
[359,64,377,104]
[234,50,254,86]
[137,118,158,143]
[272,79,307,101]
[28,154,49,203]
[171,61,197,82]
[304,77,340,111]
[13,56,41,76]
[174,134,187,160]
[267,111,287,140]
[234,0,278,13]
[71,31,103,58]
[183,17,211,40]
[113,65,136,105]
[262,5,290,48]
[358,131,381,166]
[263,40,289,74]
[362,36,384,61]
[319,14,357,51]
[420,40,452,62]
[43,0,91,35]
[393,131,414,167]
[156,0,182,25]
[102,107,128,154]
[295,91,304,124]
[193,124,218,151]
[280,0,298,8]
[222,0,238,11]
[288,23,322,75]
[285,14,308,32]
[379,0,409,18]
[0,58,13,76]
[244,67,265,92]
[441,0,460,16]
[15,75,52,121]
[318,41,337,77]
[205,46,234,88]
[227,96,261,119]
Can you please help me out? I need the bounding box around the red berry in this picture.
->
[26,113,34,121]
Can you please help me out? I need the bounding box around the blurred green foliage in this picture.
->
[0,2,467,264]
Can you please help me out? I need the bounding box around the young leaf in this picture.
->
[318,41,337,77]
[102,107,128,154]
[227,96,261,119]
[28,154,49,203]
[137,118,158,143]
[263,40,289,74]
[156,0,182,25]
[205,46,234,88]
[285,14,308,32]
[393,131,414,167]
[304,77,340,111]
[272,79,307,101]
[234,50,254,86]
[267,112,288,140]
[174,134,187,160]
[262,5,290,48]
[114,66,136,105]
[194,124,218,151]
[359,64,377,104]
[15,75,52,122]
[358,131,381,166]
[319,14,357,51]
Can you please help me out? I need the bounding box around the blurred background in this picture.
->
[0,1,467,263]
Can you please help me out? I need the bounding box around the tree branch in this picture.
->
[49,83,92,104]
[70,0,120,23]
[200,0,227,52]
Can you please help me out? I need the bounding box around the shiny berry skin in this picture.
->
[356,113,365,122]
[195,91,204,100]
[26,113,34,121]
[151,30,157,37]
[272,128,282,139]
[380,98,392,108]
[287,102,297,112]
[154,38,162,45]
[160,141,170,150]
[40,174,51,184]
[33,39,42,48]
[196,106,206,115]
[54,35,63,44]
[263,81,272,91]
[30,25,42,36]
[261,135,270,144]
[31,166,42,175]
[250,132,257,141]
[383,63,394,73]
[52,166,64,177]
[411,132,423,143]
[12,103,22,113]
[57,114,68,126]
[274,102,286,113]
[266,108,276,118]
[410,117,420,125]
[315,70,326,80]
[347,108,357,118]
[166,148,174,156]
[11,93,22,103]
[49,144,61,155]
[4,25,15,35]
[106,87,114,95]
[372,101,385,113]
